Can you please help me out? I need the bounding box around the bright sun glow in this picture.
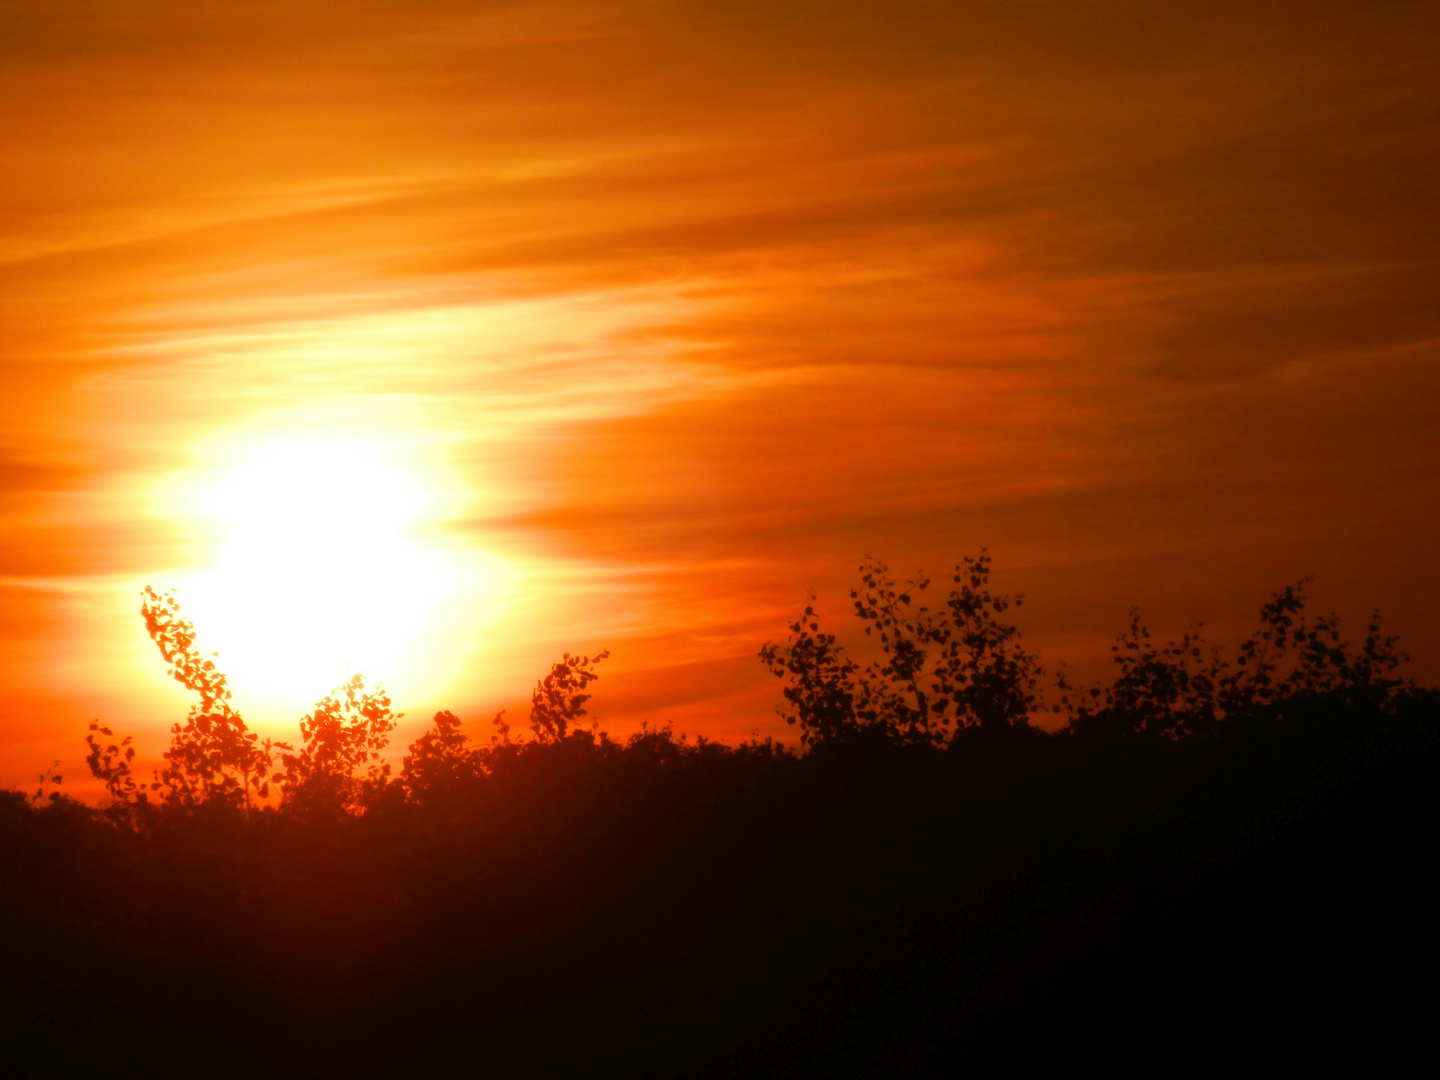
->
[160,431,507,720]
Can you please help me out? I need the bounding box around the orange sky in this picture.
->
[3,1,1439,793]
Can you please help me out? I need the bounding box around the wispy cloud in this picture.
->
[3,2,1439,782]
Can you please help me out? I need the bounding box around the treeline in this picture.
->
[62,553,1427,820]
[2,555,1436,1075]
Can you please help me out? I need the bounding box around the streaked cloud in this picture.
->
[2,1,1438,788]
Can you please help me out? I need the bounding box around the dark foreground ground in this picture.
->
[3,696,1436,1077]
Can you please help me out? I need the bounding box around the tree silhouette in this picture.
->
[396,650,609,806]
[83,722,140,820]
[758,600,863,747]
[1060,577,1414,739]
[528,650,610,743]
[278,675,399,819]
[1055,613,1222,740]
[99,589,397,817]
[400,709,486,806]
[139,587,286,810]
[761,553,1042,747]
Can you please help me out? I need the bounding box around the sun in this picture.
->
[161,430,503,718]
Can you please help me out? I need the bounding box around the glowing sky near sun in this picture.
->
[160,429,493,712]
[2,1,1439,789]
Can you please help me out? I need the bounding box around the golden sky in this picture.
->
[3,1,1439,789]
